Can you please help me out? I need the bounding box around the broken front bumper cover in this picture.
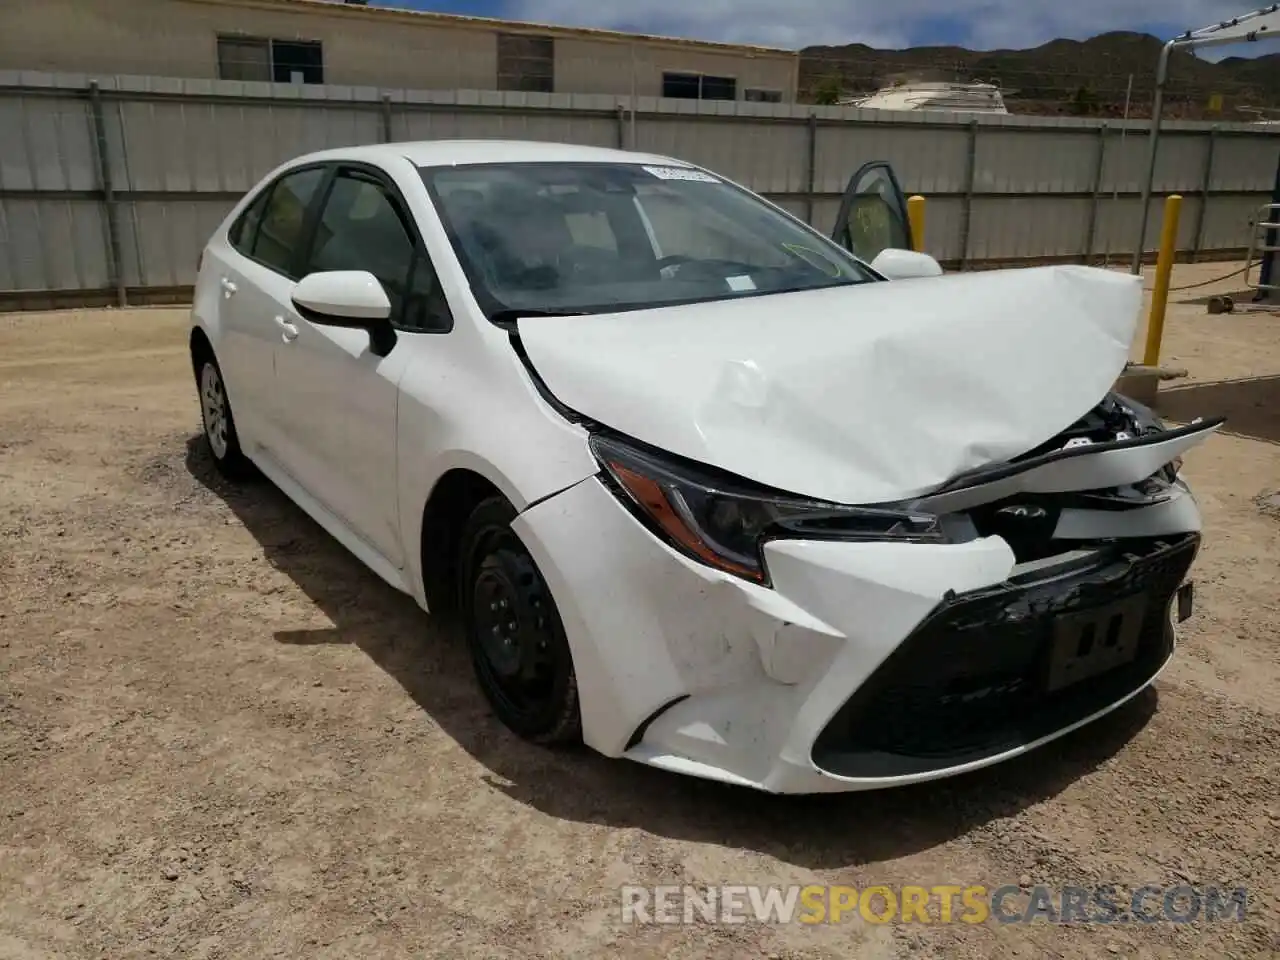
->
[513,471,1201,795]
[812,532,1198,780]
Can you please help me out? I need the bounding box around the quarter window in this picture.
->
[228,189,269,253]
[305,169,451,333]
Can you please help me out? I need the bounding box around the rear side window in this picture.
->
[228,191,269,252]
[231,166,327,277]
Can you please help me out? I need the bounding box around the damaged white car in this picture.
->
[190,140,1221,794]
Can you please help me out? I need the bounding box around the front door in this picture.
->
[269,165,429,569]
[831,161,913,264]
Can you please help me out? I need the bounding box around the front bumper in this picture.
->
[513,476,1199,794]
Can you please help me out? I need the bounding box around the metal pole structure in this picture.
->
[804,112,817,226]
[1130,42,1174,275]
[1130,5,1280,275]
[907,195,926,252]
[629,42,637,150]
[958,120,978,270]
[1144,194,1184,365]
[88,80,128,308]
[1101,75,1132,267]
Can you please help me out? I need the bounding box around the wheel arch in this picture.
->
[417,467,508,617]
[189,324,215,376]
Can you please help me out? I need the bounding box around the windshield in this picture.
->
[419,161,878,319]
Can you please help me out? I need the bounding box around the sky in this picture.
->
[381,1,1274,52]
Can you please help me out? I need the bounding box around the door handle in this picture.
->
[220,277,237,297]
[275,316,299,343]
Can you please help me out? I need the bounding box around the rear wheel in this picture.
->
[196,353,251,479]
[458,497,581,745]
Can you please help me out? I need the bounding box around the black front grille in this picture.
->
[812,533,1199,779]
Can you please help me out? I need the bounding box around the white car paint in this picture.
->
[867,247,945,279]
[518,264,1143,505]
[191,139,1214,794]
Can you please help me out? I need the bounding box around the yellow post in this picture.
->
[907,195,926,252]
[1143,194,1183,366]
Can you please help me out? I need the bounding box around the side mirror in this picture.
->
[870,248,944,281]
[291,270,397,356]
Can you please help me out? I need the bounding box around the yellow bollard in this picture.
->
[907,195,926,252]
[1143,194,1183,366]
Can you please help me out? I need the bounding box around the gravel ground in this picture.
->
[1,262,1278,958]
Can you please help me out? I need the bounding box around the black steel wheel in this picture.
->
[458,496,581,744]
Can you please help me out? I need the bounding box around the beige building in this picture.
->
[1,0,800,102]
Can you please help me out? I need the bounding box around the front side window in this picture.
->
[244,166,327,277]
[305,169,450,332]
[421,161,875,319]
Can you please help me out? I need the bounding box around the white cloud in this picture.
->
[501,0,1270,51]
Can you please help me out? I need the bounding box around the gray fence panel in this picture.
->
[968,197,1092,261]
[1201,194,1270,251]
[0,198,110,290]
[0,72,1277,307]
[1212,135,1280,193]
[108,100,382,193]
[974,130,1100,194]
[0,94,98,192]
[813,121,971,195]
[117,199,236,287]
[396,108,618,151]
[639,118,809,194]
[1151,134,1216,194]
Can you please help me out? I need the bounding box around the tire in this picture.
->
[195,352,252,480]
[458,496,582,745]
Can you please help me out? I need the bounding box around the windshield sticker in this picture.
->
[726,275,756,292]
[642,165,720,183]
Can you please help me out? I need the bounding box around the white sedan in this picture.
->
[190,140,1219,794]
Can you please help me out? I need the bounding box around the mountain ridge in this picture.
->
[799,31,1280,119]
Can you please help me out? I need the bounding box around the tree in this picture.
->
[1069,85,1099,116]
[813,75,843,106]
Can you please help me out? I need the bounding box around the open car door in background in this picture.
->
[832,161,913,264]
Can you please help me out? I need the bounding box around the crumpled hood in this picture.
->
[518,265,1142,505]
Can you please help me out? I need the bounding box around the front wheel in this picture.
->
[458,497,581,745]
[196,354,252,480]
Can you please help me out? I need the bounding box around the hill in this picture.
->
[799,32,1280,120]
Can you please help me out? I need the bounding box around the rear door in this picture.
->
[831,161,913,264]
[217,164,330,455]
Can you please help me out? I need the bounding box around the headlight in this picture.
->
[590,434,943,584]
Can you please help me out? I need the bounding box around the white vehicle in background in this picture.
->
[189,140,1218,794]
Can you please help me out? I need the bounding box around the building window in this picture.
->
[662,72,737,101]
[745,88,783,103]
[497,32,555,93]
[217,36,324,84]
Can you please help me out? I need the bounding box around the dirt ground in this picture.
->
[2,261,1278,959]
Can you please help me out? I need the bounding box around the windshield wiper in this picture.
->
[489,308,587,327]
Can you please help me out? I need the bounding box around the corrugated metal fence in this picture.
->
[1,70,1278,311]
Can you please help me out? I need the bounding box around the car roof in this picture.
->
[287,140,693,171]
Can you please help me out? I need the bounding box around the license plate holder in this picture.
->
[1046,593,1148,693]
[1176,581,1194,623]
